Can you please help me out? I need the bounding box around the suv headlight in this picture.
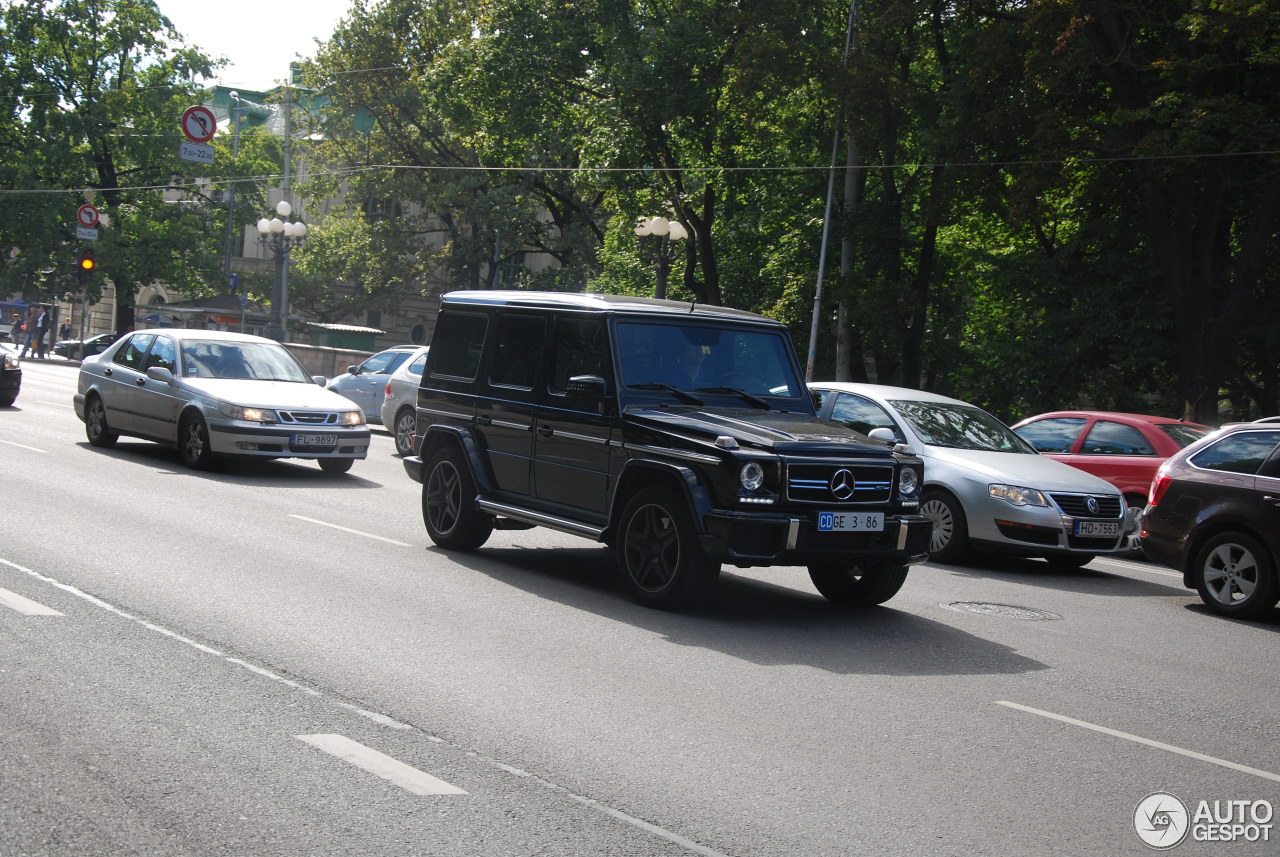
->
[220,403,279,423]
[989,483,1049,507]
[740,462,765,491]
[898,466,919,496]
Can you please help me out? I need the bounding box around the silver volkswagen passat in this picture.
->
[811,382,1133,567]
[75,329,369,473]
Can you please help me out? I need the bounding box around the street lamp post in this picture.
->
[633,216,688,300]
[256,200,306,342]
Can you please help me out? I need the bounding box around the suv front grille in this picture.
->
[1049,493,1122,519]
[787,462,894,504]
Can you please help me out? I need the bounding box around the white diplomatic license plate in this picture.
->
[817,512,884,532]
[293,433,337,449]
[1074,520,1120,537]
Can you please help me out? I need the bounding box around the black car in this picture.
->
[0,343,20,407]
[54,332,117,360]
[403,291,932,610]
[1141,421,1280,618]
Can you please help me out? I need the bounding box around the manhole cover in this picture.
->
[940,602,1061,621]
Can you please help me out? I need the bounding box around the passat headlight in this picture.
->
[989,483,1049,507]
[220,403,279,423]
[340,410,365,426]
[740,461,765,491]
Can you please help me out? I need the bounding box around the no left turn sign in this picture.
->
[181,105,217,144]
[76,204,99,227]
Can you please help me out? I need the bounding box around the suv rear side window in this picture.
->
[548,317,606,394]
[1190,430,1280,474]
[429,313,487,380]
[489,314,545,389]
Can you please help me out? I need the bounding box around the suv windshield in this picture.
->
[616,321,802,398]
[890,399,1034,453]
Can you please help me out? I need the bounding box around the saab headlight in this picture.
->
[740,461,765,491]
[2,353,17,370]
[220,403,279,423]
[989,483,1049,507]
[340,410,366,426]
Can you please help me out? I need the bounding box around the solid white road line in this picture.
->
[0,585,62,616]
[997,700,1280,784]
[1092,557,1182,578]
[0,438,46,454]
[296,733,467,795]
[289,515,414,547]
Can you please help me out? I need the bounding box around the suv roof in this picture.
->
[442,290,778,325]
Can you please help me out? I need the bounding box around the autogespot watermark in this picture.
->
[1134,792,1275,849]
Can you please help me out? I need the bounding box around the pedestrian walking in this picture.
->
[19,310,38,358]
[59,319,71,340]
[8,313,21,347]
[33,306,50,358]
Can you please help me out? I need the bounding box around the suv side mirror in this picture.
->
[566,374,608,397]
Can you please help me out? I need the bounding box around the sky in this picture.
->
[155,0,355,91]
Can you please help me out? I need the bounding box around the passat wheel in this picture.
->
[179,412,215,470]
[808,560,909,606]
[1193,531,1279,619]
[921,489,967,563]
[422,446,492,550]
[617,486,719,609]
[393,407,416,457]
[84,394,118,448]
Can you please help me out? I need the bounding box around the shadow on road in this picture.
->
[74,440,386,488]
[440,543,1051,678]
[935,553,1177,598]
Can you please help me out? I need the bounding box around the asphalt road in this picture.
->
[3,359,1278,857]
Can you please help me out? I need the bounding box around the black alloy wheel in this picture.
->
[807,560,909,606]
[422,446,492,550]
[617,486,720,609]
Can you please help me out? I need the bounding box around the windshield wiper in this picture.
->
[695,386,771,410]
[631,383,704,405]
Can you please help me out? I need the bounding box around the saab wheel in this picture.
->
[617,486,720,609]
[1193,531,1279,619]
[1045,554,1093,569]
[319,457,354,474]
[808,560,909,606]
[921,489,967,562]
[423,446,492,550]
[393,407,417,457]
[179,412,216,470]
[84,394,118,448]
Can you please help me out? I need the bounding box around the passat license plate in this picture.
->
[292,433,337,449]
[817,512,884,532]
[1074,520,1120,537]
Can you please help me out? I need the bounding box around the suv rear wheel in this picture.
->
[423,446,493,550]
[617,486,719,610]
[1193,531,1278,619]
[808,560,909,606]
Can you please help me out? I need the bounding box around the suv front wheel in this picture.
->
[423,446,493,551]
[617,486,720,610]
[808,560,909,606]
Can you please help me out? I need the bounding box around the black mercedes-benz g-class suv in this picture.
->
[404,291,931,609]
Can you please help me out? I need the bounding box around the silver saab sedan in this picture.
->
[74,329,370,473]
[811,382,1134,568]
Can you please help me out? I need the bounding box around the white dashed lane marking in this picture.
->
[289,515,414,547]
[0,585,63,616]
[297,734,467,795]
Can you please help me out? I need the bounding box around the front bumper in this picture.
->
[208,421,371,460]
[702,510,932,568]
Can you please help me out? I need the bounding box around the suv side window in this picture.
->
[1015,417,1086,452]
[1081,420,1154,455]
[113,334,154,370]
[429,313,487,380]
[548,316,606,395]
[1190,430,1280,475]
[489,314,546,389]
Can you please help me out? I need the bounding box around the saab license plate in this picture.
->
[293,433,337,449]
[818,512,884,532]
[1074,520,1120,537]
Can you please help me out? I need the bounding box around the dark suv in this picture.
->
[403,291,931,609]
[1141,421,1280,619]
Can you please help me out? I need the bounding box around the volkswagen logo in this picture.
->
[830,469,856,500]
[1086,496,1100,515]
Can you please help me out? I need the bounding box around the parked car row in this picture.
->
[56,291,1278,620]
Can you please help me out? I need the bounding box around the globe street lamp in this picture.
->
[634,215,688,300]
[256,200,306,341]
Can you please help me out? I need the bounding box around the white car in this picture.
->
[811,382,1134,567]
[378,346,428,456]
[74,329,370,473]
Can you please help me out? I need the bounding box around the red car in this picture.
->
[1011,411,1212,509]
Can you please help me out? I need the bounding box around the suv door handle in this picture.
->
[1263,495,1280,507]
[538,424,554,437]
[475,415,491,426]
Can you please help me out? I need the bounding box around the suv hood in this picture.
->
[624,406,895,455]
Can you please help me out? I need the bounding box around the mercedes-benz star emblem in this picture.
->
[830,469,856,500]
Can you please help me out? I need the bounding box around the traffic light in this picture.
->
[76,246,95,281]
